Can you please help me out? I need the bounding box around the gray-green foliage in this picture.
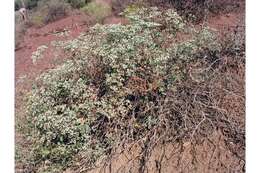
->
[26,7,221,171]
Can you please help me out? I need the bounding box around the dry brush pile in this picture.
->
[24,7,245,172]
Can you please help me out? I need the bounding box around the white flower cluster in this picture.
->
[31,45,48,64]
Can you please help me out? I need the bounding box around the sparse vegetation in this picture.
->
[111,0,138,14]
[15,23,27,49]
[66,0,89,8]
[15,11,30,49]
[25,0,71,27]
[30,14,45,27]
[80,1,112,23]
[15,0,89,10]
[44,0,70,23]
[15,0,40,10]
[15,0,87,27]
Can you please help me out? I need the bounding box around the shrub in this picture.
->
[221,27,245,56]
[15,0,23,10]
[15,0,40,10]
[15,23,27,49]
[26,0,41,9]
[15,0,90,11]
[111,0,138,14]
[66,0,89,8]
[80,1,112,23]
[28,0,70,26]
[25,6,244,172]
[147,0,242,23]
[30,14,45,27]
[44,0,70,23]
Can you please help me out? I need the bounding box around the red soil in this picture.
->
[208,12,245,32]
[15,13,88,84]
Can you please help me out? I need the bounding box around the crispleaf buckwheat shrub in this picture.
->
[26,7,227,172]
